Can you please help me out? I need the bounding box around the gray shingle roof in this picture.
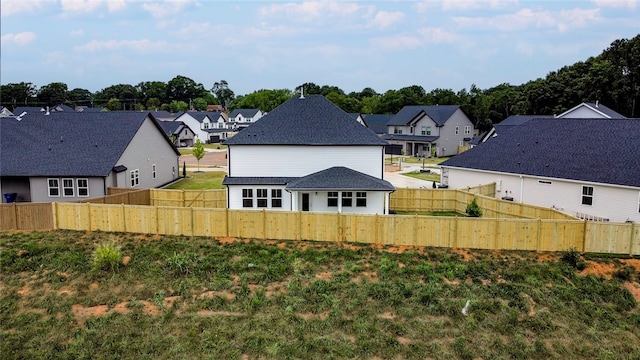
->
[230,109,260,118]
[441,118,640,188]
[222,177,296,186]
[386,105,460,127]
[494,115,552,135]
[286,167,394,191]
[223,95,387,146]
[1,111,177,177]
[362,114,394,134]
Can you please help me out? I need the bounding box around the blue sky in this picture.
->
[2,0,639,96]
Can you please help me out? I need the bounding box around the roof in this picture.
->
[362,114,394,134]
[441,118,640,188]
[223,95,388,146]
[494,115,552,134]
[386,105,460,127]
[557,102,626,119]
[222,177,296,186]
[381,134,439,142]
[230,109,260,118]
[286,167,395,191]
[1,111,178,177]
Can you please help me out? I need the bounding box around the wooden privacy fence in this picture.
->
[52,202,640,255]
[0,203,53,230]
[82,188,151,206]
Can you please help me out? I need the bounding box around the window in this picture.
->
[48,178,60,197]
[62,178,74,197]
[356,192,367,207]
[394,126,403,134]
[342,192,353,207]
[242,189,253,208]
[77,179,89,197]
[272,189,282,208]
[464,126,471,135]
[459,141,464,146]
[203,123,209,129]
[581,186,594,205]
[152,164,157,179]
[130,169,140,187]
[257,188,268,208]
[409,126,414,134]
[421,126,432,136]
[327,192,338,207]
[455,126,459,135]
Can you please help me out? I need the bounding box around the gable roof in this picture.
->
[557,102,626,119]
[1,111,178,177]
[387,105,460,127]
[362,114,394,134]
[286,166,395,191]
[224,95,387,146]
[230,109,260,118]
[441,118,640,188]
[494,115,553,134]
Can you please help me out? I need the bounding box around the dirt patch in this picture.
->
[315,271,333,281]
[71,300,160,326]
[297,311,328,320]
[452,248,472,261]
[580,261,617,279]
[378,312,396,320]
[521,293,537,317]
[623,282,640,304]
[196,310,243,317]
[621,259,640,272]
[122,256,131,265]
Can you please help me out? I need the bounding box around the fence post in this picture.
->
[453,216,459,248]
[375,214,379,245]
[582,220,588,253]
[262,209,267,241]
[536,218,542,252]
[494,217,499,250]
[225,208,230,237]
[122,204,127,233]
[86,203,92,231]
[630,222,636,257]
[52,202,58,230]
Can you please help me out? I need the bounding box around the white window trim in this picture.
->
[62,178,75,197]
[77,178,89,197]
[581,185,594,206]
[152,164,157,179]
[48,178,60,197]
[130,169,140,187]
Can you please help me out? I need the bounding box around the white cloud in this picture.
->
[371,35,423,51]
[60,0,126,14]
[258,1,373,22]
[414,0,518,13]
[591,0,638,9]
[173,22,212,36]
[142,0,193,18]
[454,7,601,32]
[1,32,37,45]
[371,11,405,29]
[1,0,47,17]
[417,27,458,43]
[70,29,84,37]
[75,39,169,53]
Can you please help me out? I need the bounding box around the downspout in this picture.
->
[103,177,107,196]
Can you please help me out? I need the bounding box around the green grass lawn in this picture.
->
[1,230,638,359]
[386,156,450,165]
[164,171,226,190]
[402,170,441,183]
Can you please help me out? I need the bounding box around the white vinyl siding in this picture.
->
[229,146,383,178]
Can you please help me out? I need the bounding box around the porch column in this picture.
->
[291,192,298,211]
[384,192,390,215]
[338,192,343,213]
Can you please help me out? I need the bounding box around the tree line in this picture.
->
[2,35,638,131]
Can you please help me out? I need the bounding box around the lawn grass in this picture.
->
[164,171,226,190]
[1,230,638,359]
[386,156,450,165]
[402,170,441,183]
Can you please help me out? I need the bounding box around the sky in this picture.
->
[1,0,639,96]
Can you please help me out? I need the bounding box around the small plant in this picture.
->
[192,138,206,172]
[91,242,123,272]
[561,247,585,270]
[613,266,636,281]
[465,198,482,217]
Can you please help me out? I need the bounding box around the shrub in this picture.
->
[561,247,585,270]
[91,242,123,272]
[465,198,482,217]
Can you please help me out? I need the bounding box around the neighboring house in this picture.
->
[223,95,395,215]
[493,115,554,136]
[348,113,366,126]
[362,114,394,135]
[75,106,106,113]
[382,105,474,157]
[228,109,263,130]
[556,102,626,119]
[1,111,180,203]
[439,118,640,223]
[468,128,496,148]
[0,107,14,117]
[159,121,196,147]
[173,111,218,143]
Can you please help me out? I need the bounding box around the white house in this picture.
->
[174,111,225,143]
[228,109,263,131]
[382,105,475,157]
[223,95,394,214]
[440,118,640,223]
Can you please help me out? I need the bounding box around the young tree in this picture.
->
[192,138,205,172]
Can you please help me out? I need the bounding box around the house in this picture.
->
[362,114,394,135]
[173,111,220,143]
[439,118,640,223]
[556,102,626,119]
[348,113,366,126]
[1,111,180,203]
[0,107,14,117]
[228,109,263,130]
[159,121,196,147]
[222,95,395,214]
[382,105,474,157]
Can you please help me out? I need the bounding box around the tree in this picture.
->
[67,88,93,108]
[146,98,161,110]
[37,82,68,107]
[105,98,121,111]
[94,84,138,109]
[136,81,168,105]
[211,80,235,110]
[192,97,208,111]
[167,75,207,104]
[192,139,205,172]
[168,100,189,113]
[0,82,37,109]
[229,89,293,112]
[465,198,483,217]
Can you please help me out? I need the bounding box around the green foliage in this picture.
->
[191,138,206,172]
[91,242,123,272]
[561,247,586,270]
[465,198,483,217]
